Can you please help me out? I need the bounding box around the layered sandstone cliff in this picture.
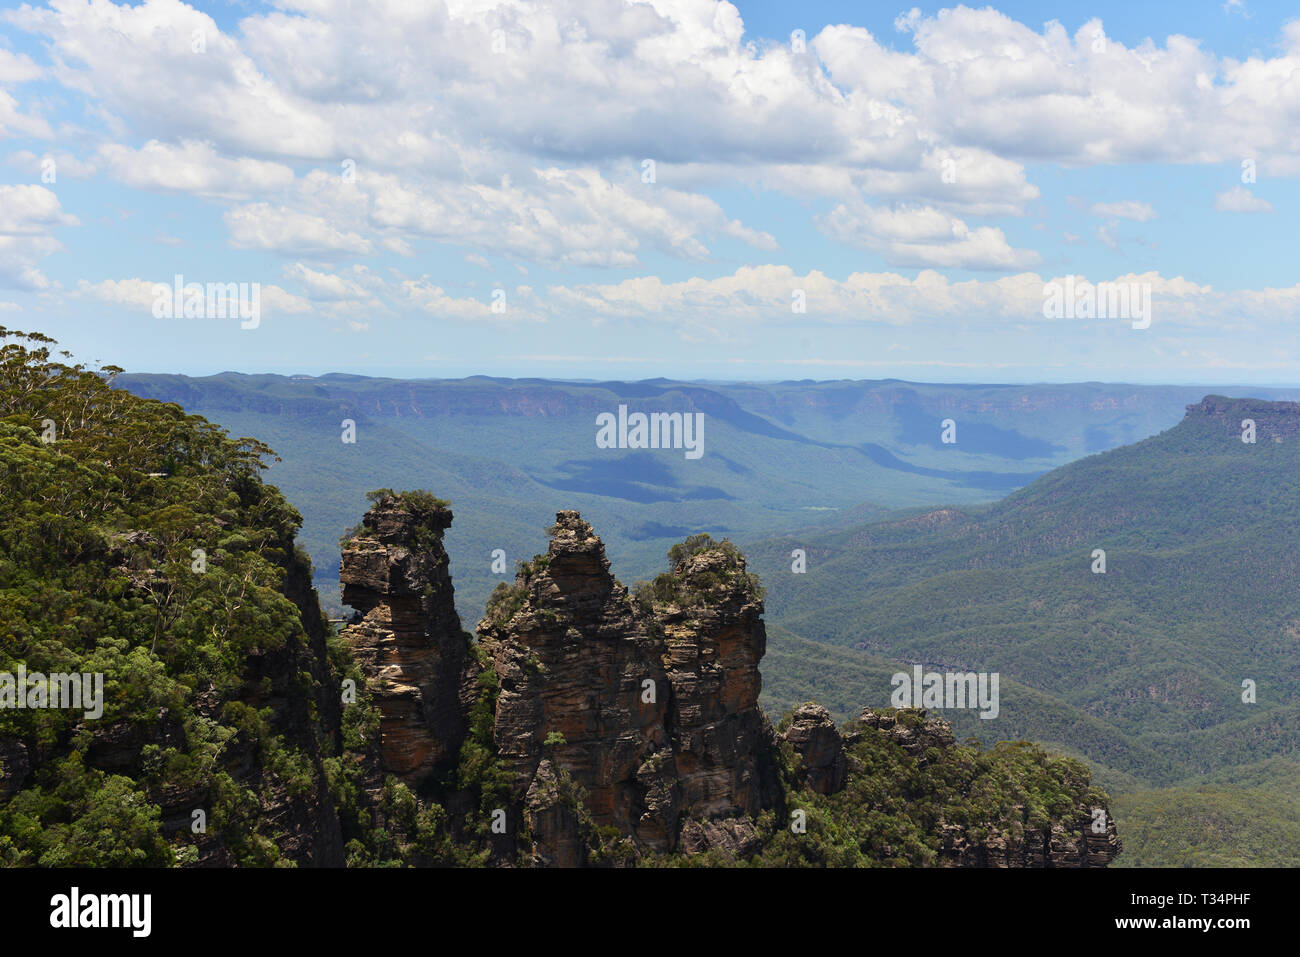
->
[339,492,476,786]
[472,513,784,861]
[475,511,677,859]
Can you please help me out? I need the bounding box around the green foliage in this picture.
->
[750,406,1300,866]
[0,327,364,867]
[484,581,527,628]
[1112,758,1300,867]
[751,715,1108,868]
[637,533,764,610]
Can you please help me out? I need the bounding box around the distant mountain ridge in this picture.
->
[113,373,1300,621]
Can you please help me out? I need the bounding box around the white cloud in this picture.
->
[1214,185,1273,213]
[97,140,294,197]
[76,277,311,316]
[820,201,1039,270]
[0,185,76,291]
[283,262,373,302]
[75,277,159,309]
[399,278,541,322]
[0,184,78,234]
[7,0,1300,319]
[225,203,373,257]
[0,48,42,84]
[1090,201,1158,222]
[6,150,97,180]
[543,264,1256,335]
[0,88,49,138]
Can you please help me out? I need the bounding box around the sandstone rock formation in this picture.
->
[1185,394,1300,441]
[339,492,475,786]
[844,706,956,759]
[780,703,848,795]
[845,706,1121,868]
[475,511,677,858]
[474,513,781,861]
[937,808,1122,867]
[650,540,783,828]
[335,501,1119,869]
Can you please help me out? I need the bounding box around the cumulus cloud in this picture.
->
[283,262,375,303]
[820,201,1039,270]
[76,276,311,317]
[543,264,1263,334]
[0,184,78,234]
[13,0,1300,274]
[5,0,1300,343]
[0,48,41,84]
[0,185,76,290]
[225,203,373,258]
[97,140,295,197]
[399,278,542,322]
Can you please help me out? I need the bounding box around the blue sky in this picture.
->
[0,0,1298,383]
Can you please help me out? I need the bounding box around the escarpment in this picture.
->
[336,503,1120,868]
[1185,395,1300,441]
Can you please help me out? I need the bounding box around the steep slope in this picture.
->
[0,330,355,866]
[752,396,1300,797]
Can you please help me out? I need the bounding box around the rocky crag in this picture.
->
[338,492,477,787]
[337,499,1120,868]
[472,512,782,862]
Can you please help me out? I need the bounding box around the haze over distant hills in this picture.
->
[114,373,1300,622]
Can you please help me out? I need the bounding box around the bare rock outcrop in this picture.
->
[475,514,781,859]
[339,492,475,786]
[780,703,848,795]
[476,511,678,853]
[846,707,955,759]
[1185,395,1300,441]
[650,540,783,830]
[938,811,1121,868]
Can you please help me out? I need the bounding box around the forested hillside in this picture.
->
[751,398,1300,864]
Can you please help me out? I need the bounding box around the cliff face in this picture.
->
[649,541,783,853]
[473,513,781,861]
[339,494,476,786]
[475,511,675,857]
[1185,395,1300,441]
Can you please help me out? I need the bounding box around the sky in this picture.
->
[0,0,1298,383]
